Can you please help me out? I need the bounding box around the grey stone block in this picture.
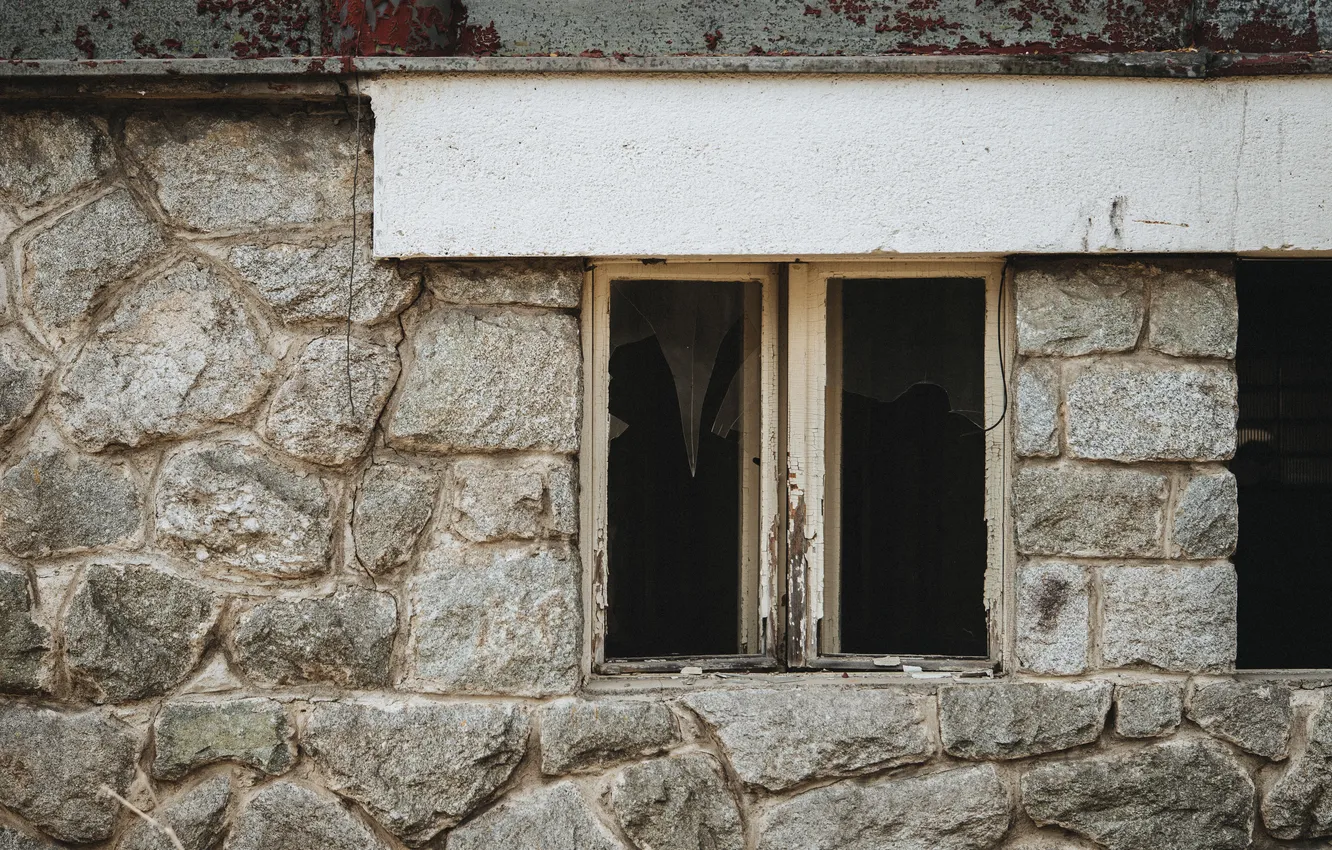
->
[1099,564,1237,672]
[226,781,389,850]
[1172,470,1238,558]
[538,697,679,775]
[229,587,397,688]
[0,110,112,211]
[155,443,332,579]
[406,540,581,696]
[0,447,142,558]
[118,775,230,850]
[0,703,139,843]
[1114,682,1182,738]
[426,259,582,308]
[1022,738,1254,850]
[152,698,295,780]
[610,753,744,850]
[51,263,275,451]
[1016,562,1090,675]
[352,463,437,575]
[681,687,933,790]
[1148,266,1237,358]
[1016,359,1060,457]
[261,336,399,467]
[1065,363,1236,462]
[1187,680,1293,760]
[22,190,163,343]
[388,308,581,453]
[0,565,48,693]
[447,455,577,542]
[757,763,1012,850]
[0,328,51,439]
[305,700,529,845]
[1014,465,1166,558]
[1264,697,1332,839]
[229,239,419,325]
[1015,262,1146,356]
[939,681,1111,760]
[446,781,626,850]
[65,563,219,703]
[0,826,59,850]
[124,111,365,233]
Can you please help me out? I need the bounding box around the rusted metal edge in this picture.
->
[4,51,1330,79]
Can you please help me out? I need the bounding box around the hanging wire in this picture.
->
[980,269,1009,433]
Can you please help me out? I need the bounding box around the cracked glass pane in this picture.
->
[832,277,988,657]
[606,278,760,658]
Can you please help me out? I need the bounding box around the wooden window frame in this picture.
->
[584,258,1011,675]
[584,262,783,674]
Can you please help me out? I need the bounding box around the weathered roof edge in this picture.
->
[4,51,1332,80]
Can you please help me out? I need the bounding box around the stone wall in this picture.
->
[0,102,1328,850]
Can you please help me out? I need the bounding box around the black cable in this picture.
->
[980,269,1009,433]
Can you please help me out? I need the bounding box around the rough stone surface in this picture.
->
[152,698,295,780]
[407,540,581,696]
[940,682,1111,760]
[229,587,397,688]
[1014,465,1166,558]
[261,336,399,466]
[0,446,142,557]
[22,190,163,342]
[426,259,582,308]
[124,111,363,233]
[446,781,625,850]
[65,563,218,703]
[155,443,332,579]
[1264,698,1332,839]
[539,697,679,775]
[0,703,139,843]
[226,780,389,850]
[228,240,419,325]
[305,700,529,844]
[1021,738,1254,850]
[0,564,48,692]
[1016,359,1060,457]
[1064,363,1237,462]
[1172,470,1239,558]
[1016,562,1090,675]
[51,263,274,450]
[388,308,581,453]
[1114,683,1182,738]
[1148,267,1237,358]
[119,775,231,850]
[1100,564,1237,672]
[447,455,577,542]
[1015,262,1146,356]
[0,328,52,438]
[0,826,59,850]
[352,463,437,575]
[609,753,744,850]
[757,763,1013,850]
[0,111,111,211]
[681,687,933,791]
[1187,680,1293,760]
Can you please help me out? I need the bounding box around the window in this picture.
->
[584,260,1008,673]
[1234,260,1332,669]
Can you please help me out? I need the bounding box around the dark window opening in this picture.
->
[831,278,989,658]
[1235,260,1332,669]
[604,279,760,658]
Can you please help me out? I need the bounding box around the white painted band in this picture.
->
[368,74,1332,258]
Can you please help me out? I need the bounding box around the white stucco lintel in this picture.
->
[368,73,1332,258]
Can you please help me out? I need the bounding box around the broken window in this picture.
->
[824,277,989,658]
[586,261,1003,673]
[1234,260,1332,669]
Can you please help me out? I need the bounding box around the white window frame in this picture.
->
[583,258,1011,675]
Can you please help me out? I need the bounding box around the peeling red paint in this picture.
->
[1199,0,1318,53]
[73,25,96,60]
[704,28,725,50]
[198,0,316,58]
